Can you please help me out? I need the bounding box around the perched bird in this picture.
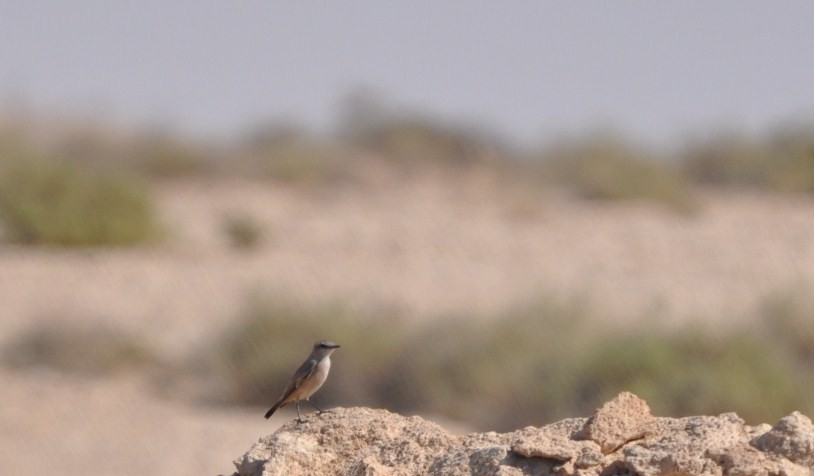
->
[264,340,340,422]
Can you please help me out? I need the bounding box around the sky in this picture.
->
[1,1,813,147]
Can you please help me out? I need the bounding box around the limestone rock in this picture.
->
[578,391,655,454]
[753,411,814,468]
[232,394,814,475]
[234,407,453,476]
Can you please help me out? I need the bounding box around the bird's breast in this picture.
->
[312,356,331,385]
[297,356,331,398]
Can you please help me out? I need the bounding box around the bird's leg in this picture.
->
[295,400,303,423]
[305,398,324,414]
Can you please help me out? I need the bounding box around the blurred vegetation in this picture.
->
[757,288,814,366]
[681,124,814,192]
[338,88,503,167]
[0,152,159,246]
[208,295,407,406]
[236,125,356,185]
[2,321,156,376]
[681,133,771,187]
[131,135,216,179]
[1,109,814,213]
[0,108,813,250]
[349,117,504,168]
[207,292,814,431]
[221,211,265,250]
[540,135,699,212]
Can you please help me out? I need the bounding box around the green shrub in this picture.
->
[386,308,812,429]
[381,299,590,427]
[0,156,159,246]
[570,329,804,425]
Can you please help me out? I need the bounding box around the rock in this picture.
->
[510,418,602,474]
[232,394,814,475]
[621,413,751,475]
[577,391,655,454]
[753,411,814,468]
[234,407,456,476]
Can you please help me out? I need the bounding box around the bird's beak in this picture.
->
[331,343,341,348]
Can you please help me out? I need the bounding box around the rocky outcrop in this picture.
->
[231,392,814,475]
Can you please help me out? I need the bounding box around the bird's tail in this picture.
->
[264,401,283,419]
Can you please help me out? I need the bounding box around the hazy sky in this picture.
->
[2,1,813,146]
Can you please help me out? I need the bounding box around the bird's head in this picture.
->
[313,340,341,356]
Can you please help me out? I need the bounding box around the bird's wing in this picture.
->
[291,358,318,390]
[271,357,318,411]
[266,358,320,417]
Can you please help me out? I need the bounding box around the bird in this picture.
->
[264,340,341,422]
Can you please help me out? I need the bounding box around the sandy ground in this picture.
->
[2,175,814,474]
[0,371,263,476]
